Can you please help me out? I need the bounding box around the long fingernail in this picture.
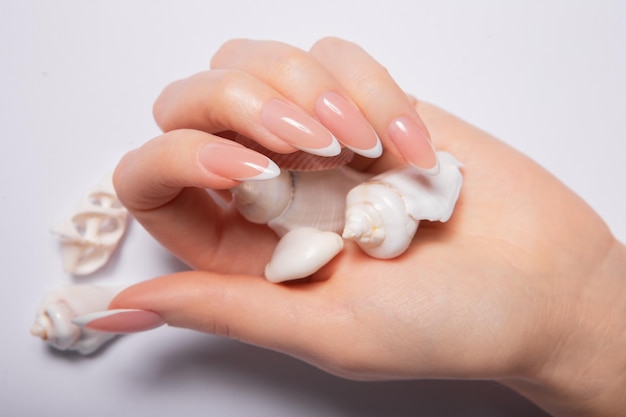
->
[198,142,280,181]
[262,99,341,157]
[388,116,439,174]
[315,91,382,159]
[72,309,165,334]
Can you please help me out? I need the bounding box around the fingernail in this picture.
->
[388,116,439,174]
[315,91,382,159]
[72,309,165,334]
[262,99,341,157]
[198,142,280,181]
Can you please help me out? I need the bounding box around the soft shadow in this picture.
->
[141,336,550,417]
[43,335,122,361]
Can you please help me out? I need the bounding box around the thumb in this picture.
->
[107,270,321,356]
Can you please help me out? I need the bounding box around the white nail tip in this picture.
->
[348,137,383,159]
[294,135,342,158]
[237,159,281,181]
[71,309,144,328]
[412,157,441,176]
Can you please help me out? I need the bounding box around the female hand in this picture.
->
[104,38,625,417]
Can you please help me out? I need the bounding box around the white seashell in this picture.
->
[232,167,371,237]
[31,285,124,355]
[343,152,463,258]
[51,173,129,275]
[264,227,344,283]
[232,167,369,281]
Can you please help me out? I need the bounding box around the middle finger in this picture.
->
[211,39,382,159]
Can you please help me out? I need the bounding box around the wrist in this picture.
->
[504,240,626,417]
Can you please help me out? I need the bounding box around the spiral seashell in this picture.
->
[51,173,129,275]
[31,285,123,354]
[343,152,463,258]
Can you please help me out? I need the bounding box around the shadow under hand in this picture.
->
[141,335,550,417]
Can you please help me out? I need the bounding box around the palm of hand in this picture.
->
[116,104,613,383]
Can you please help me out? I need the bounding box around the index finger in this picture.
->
[113,129,280,273]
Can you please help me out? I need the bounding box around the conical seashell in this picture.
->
[264,227,344,282]
[343,152,463,258]
[31,285,124,354]
[51,173,129,275]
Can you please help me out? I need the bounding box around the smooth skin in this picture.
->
[111,38,626,417]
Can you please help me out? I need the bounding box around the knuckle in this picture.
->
[267,48,313,84]
[347,64,393,99]
[211,38,248,68]
[152,79,182,131]
[310,36,347,55]
[111,150,136,208]
[209,69,247,99]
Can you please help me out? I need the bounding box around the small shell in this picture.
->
[343,183,418,258]
[31,285,124,354]
[51,173,129,275]
[264,227,344,282]
[232,167,371,237]
[343,152,463,258]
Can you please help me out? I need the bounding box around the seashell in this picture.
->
[51,173,129,275]
[232,167,370,282]
[232,151,463,281]
[232,167,372,237]
[264,227,344,282]
[31,285,124,354]
[343,152,463,258]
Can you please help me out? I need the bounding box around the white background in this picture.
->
[2,1,624,416]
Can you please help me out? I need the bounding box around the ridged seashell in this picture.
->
[231,167,372,237]
[51,173,129,275]
[343,152,463,258]
[31,285,123,355]
[233,134,355,171]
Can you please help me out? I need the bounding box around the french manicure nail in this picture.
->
[315,91,382,159]
[72,309,165,334]
[198,142,280,181]
[388,116,439,174]
[262,99,341,157]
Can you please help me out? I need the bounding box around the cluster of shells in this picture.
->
[31,175,128,354]
[233,150,463,281]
